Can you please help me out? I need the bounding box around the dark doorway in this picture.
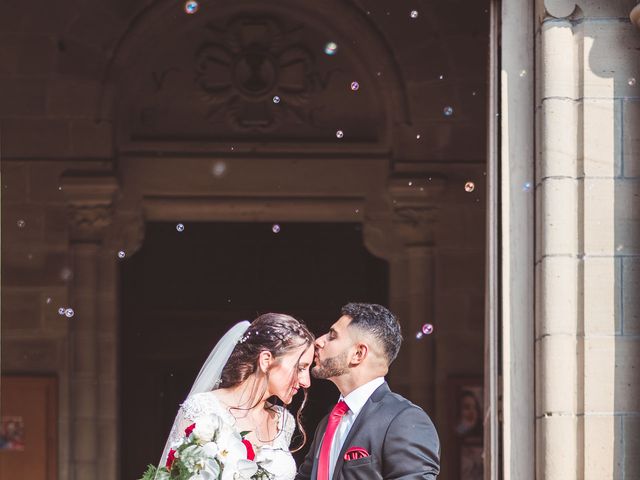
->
[120,222,388,478]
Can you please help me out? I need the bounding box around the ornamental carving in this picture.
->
[61,173,118,242]
[68,205,113,234]
[194,17,332,132]
[126,13,383,142]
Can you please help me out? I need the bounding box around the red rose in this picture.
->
[166,449,177,470]
[242,439,255,461]
[184,423,196,437]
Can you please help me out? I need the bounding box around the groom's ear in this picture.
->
[258,350,274,373]
[350,343,369,365]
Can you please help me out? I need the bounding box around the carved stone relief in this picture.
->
[123,13,384,142]
[194,17,333,132]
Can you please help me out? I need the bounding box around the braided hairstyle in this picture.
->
[219,313,314,452]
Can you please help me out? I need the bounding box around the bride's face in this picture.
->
[267,343,314,404]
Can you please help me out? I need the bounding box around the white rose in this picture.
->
[193,416,220,443]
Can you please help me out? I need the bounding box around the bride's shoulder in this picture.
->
[180,391,225,419]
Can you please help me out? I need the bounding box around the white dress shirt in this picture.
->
[327,377,385,479]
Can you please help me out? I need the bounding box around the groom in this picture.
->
[297,303,440,480]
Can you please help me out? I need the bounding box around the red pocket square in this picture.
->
[344,446,370,461]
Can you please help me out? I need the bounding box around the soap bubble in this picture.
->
[17,219,26,228]
[421,323,434,335]
[336,130,344,139]
[176,223,185,232]
[272,224,281,233]
[211,161,227,178]
[60,267,73,281]
[324,42,338,55]
[272,95,281,104]
[416,332,424,340]
[519,70,527,77]
[65,308,75,318]
[46,297,52,304]
[523,181,533,192]
[410,10,419,18]
[58,307,65,315]
[464,181,475,193]
[117,250,126,259]
[629,77,637,87]
[184,0,199,14]
[350,81,359,91]
[443,106,454,117]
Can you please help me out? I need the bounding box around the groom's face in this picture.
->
[312,315,354,379]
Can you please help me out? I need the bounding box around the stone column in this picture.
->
[62,174,118,480]
[535,1,640,478]
[99,209,145,480]
[501,0,536,479]
[363,176,443,411]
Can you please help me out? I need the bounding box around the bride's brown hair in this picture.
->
[219,313,314,452]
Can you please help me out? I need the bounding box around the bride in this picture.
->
[157,313,315,480]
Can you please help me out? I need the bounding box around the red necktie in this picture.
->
[317,400,349,480]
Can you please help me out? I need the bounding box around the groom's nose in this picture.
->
[315,335,326,349]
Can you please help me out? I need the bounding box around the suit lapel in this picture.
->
[331,383,389,480]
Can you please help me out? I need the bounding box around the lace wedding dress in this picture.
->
[167,391,298,480]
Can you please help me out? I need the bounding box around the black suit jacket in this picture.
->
[296,383,440,480]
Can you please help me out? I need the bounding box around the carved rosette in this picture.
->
[195,16,331,132]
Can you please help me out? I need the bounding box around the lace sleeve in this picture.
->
[161,393,219,467]
[277,406,297,448]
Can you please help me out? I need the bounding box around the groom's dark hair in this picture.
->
[341,303,403,365]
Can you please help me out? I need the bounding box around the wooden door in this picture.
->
[0,376,57,480]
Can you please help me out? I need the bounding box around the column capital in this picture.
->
[388,175,445,247]
[61,172,118,242]
[363,175,445,259]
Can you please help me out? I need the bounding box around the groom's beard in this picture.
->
[312,350,349,379]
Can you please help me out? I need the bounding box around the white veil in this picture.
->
[157,320,251,472]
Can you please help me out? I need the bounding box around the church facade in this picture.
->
[0,0,638,479]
